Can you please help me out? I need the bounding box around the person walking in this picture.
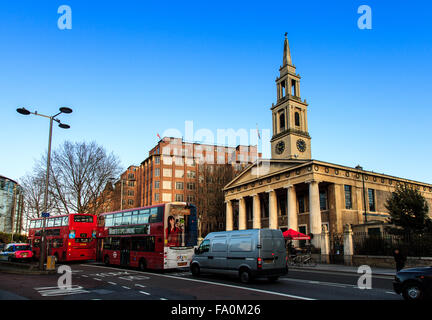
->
[393,248,406,272]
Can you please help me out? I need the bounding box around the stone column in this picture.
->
[307,180,321,248]
[225,200,233,231]
[343,224,354,266]
[286,185,298,231]
[268,190,278,230]
[320,225,330,264]
[252,194,261,229]
[238,197,247,230]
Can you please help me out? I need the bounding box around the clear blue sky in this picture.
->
[1,0,431,184]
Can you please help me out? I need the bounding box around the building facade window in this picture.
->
[319,191,327,210]
[368,188,376,212]
[163,169,172,177]
[175,194,184,202]
[175,170,184,178]
[154,156,160,164]
[155,168,160,177]
[187,170,196,178]
[186,195,194,202]
[344,185,352,209]
[154,193,159,201]
[295,112,300,127]
[154,180,160,189]
[162,181,172,190]
[279,112,285,131]
[187,182,195,190]
[175,182,184,190]
[298,196,305,213]
[162,193,172,202]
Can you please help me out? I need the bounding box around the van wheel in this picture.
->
[191,264,200,277]
[239,269,251,284]
[104,255,110,266]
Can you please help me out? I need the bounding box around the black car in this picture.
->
[393,267,432,300]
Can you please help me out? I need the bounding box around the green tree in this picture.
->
[385,184,431,236]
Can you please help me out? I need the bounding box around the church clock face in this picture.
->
[296,139,306,152]
[275,141,285,154]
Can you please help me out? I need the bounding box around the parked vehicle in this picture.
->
[190,229,288,283]
[0,243,33,262]
[393,266,432,300]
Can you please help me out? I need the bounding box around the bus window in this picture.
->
[131,237,155,252]
[104,237,120,250]
[62,216,69,226]
[123,212,132,225]
[138,212,149,224]
[74,215,94,223]
[54,217,62,227]
[131,211,139,225]
[30,221,35,229]
[149,207,163,223]
[114,213,123,226]
[47,218,54,227]
[35,220,41,228]
[105,214,113,227]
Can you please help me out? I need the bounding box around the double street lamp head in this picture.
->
[16,106,73,129]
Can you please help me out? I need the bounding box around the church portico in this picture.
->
[224,35,432,248]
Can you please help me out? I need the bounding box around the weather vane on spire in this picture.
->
[285,32,288,38]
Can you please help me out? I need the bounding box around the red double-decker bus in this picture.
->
[98,202,198,270]
[28,213,98,262]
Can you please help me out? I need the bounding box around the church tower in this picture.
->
[270,34,311,160]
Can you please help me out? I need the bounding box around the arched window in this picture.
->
[279,112,285,131]
[295,112,300,127]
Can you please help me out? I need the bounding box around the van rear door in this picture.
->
[260,230,286,271]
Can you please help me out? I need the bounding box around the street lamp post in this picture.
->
[17,106,72,270]
[356,165,368,224]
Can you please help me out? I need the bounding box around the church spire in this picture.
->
[282,32,292,67]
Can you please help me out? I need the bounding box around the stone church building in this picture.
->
[223,35,432,247]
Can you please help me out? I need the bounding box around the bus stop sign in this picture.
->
[42,212,50,218]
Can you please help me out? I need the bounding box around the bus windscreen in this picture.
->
[165,205,197,248]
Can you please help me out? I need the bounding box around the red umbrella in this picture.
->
[283,229,311,240]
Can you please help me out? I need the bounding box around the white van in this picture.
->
[190,229,288,283]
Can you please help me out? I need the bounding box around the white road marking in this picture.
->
[82,264,315,300]
[35,285,89,297]
[160,298,168,300]
[282,278,353,288]
[93,278,102,281]
[122,286,131,290]
[135,284,146,288]
[108,282,117,285]
[139,291,150,295]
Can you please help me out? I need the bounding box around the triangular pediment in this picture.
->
[224,159,311,190]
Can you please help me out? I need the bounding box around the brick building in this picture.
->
[104,137,261,237]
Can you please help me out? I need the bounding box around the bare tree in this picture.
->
[29,141,122,215]
[194,164,236,238]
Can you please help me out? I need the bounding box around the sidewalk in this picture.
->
[0,260,56,275]
[289,263,396,276]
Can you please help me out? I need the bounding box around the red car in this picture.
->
[0,243,33,262]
